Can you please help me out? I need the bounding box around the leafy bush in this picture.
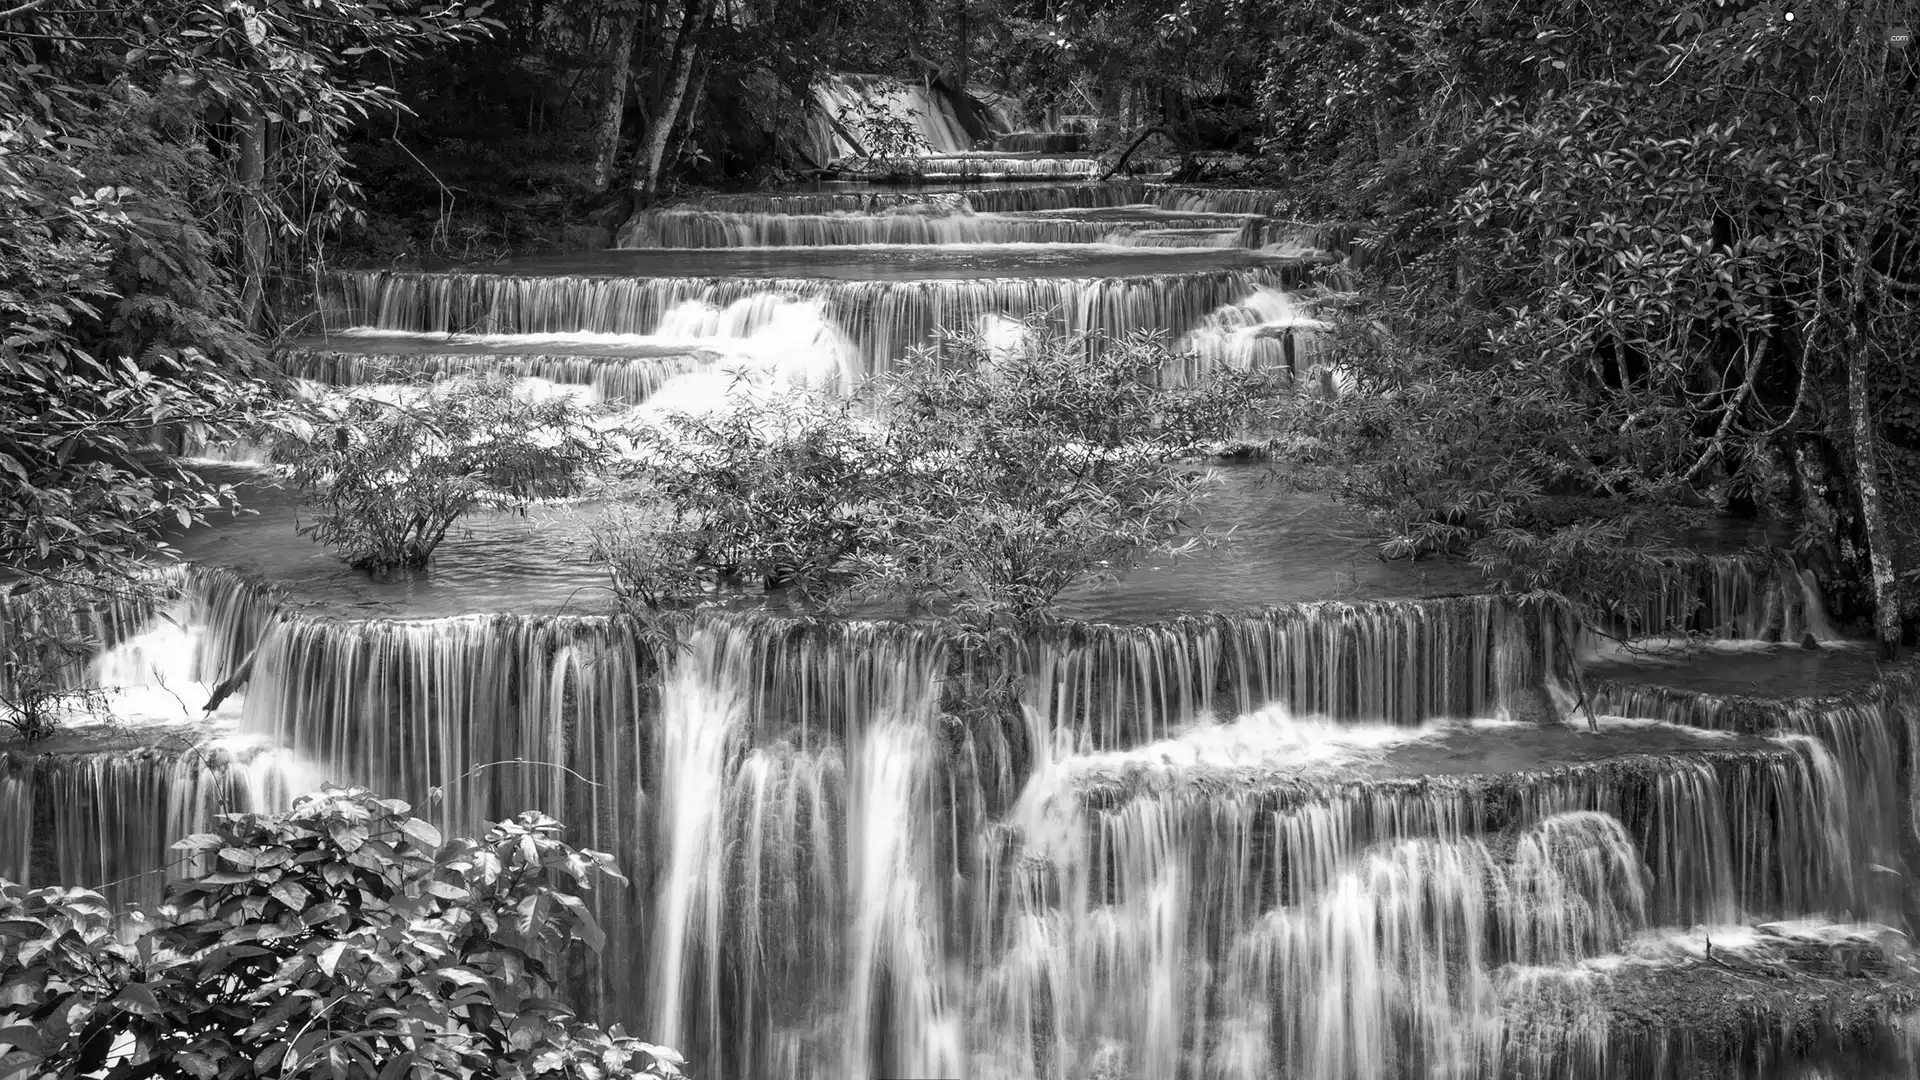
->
[0,786,682,1079]
[0,580,120,743]
[276,376,616,572]
[594,327,1271,622]
[856,327,1269,620]
[601,392,888,607]
[832,97,931,170]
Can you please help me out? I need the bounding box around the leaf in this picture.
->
[316,940,349,977]
[399,818,442,852]
[110,982,163,1016]
[175,1050,219,1079]
[329,823,370,852]
[377,1051,416,1080]
[269,880,310,911]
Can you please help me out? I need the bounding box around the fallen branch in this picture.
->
[0,0,55,20]
[1099,125,1174,181]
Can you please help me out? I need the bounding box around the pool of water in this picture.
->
[1586,638,1883,698]
[468,245,1312,281]
[165,463,1484,621]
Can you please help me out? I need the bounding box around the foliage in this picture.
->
[596,328,1269,623]
[833,97,930,169]
[1,0,494,604]
[1255,0,1920,632]
[0,579,125,743]
[4,0,493,324]
[0,82,278,583]
[0,785,683,1079]
[854,327,1266,620]
[599,389,890,607]
[274,376,616,572]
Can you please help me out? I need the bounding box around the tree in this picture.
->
[855,326,1266,620]
[1255,0,1920,651]
[593,327,1271,623]
[275,375,616,573]
[4,0,494,330]
[596,388,890,607]
[0,577,118,743]
[0,785,684,1079]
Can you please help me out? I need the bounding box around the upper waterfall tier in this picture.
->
[618,183,1305,247]
[614,206,1265,249]
[809,73,993,160]
[318,252,1317,376]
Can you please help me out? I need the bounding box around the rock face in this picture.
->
[1501,680,1567,726]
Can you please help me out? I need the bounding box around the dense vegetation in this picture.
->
[1254,0,1920,653]
[591,328,1266,623]
[0,787,679,1078]
[276,375,613,572]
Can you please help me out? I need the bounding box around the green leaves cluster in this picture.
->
[0,785,681,1080]
[594,327,1269,623]
[274,374,618,572]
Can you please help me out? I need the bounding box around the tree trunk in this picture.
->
[953,0,969,91]
[631,0,713,204]
[1847,340,1902,658]
[587,6,643,193]
[236,106,269,331]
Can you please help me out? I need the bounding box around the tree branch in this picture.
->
[1099,125,1174,181]
[0,0,56,20]
[1683,338,1768,484]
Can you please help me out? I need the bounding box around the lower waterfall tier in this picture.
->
[3,566,1913,1079]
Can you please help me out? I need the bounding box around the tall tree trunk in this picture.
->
[1847,339,1902,658]
[588,6,643,193]
[236,106,269,331]
[953,0,969,91]
[632,0,713,204]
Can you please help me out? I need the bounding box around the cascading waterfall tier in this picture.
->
[277,339,713,406]
[319,263,1314,377]
[9,565,1920,1076]
[0,563,272,697]
[859,154,1180,183]
[653,184,1277,217]
[1584,550,1836,644]
[810,73,987,161]
[0,742,312,906]
[1589,668,1915,923]
[1000,730,1875,1080]
[614,208,1258,250]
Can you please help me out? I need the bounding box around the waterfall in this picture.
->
[1583,551,1839,643]
[1021,595,1576,746]
[1151,187,1286,215]
[615,208,1254,249]
[0,744,312,904]
[278,342,712,406]
[811,74,984,161]
[1589,672,1912,923]
[13,535,1920,1076]
[319,265,1313,377]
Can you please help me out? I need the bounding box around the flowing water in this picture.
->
[9,168,1920,1079]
